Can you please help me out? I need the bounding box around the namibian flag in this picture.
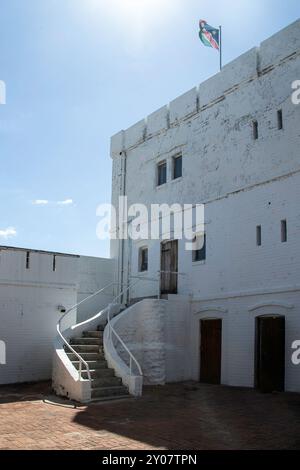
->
[199,20,220,50]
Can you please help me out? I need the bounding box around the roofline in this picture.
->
[0,245,80,258]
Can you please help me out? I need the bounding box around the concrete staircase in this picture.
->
[65,324,129,401]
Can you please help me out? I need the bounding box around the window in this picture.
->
[256,225,262,247]
[139,247,148,272]
[26,251,30,269]
[192,234,206,262]
[53,255,57,272]
[173,154,182,180]
[253,120,258,140]
[277,109,283,130]
[281,220,287,243]
[157,161,167,186]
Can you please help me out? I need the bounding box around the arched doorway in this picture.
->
[255,315,285,393]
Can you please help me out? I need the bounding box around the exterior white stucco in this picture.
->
[0,246,114,385]
[110,20,300,392]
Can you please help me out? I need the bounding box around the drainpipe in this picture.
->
[119,151,127,305]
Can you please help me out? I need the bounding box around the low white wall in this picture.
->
[0,248,115,386]
[110,298,191,386]
[0,248,78,385]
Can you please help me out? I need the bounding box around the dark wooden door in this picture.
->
[200,319,222,384]
[160,240,178,295]
[255,316,285,393]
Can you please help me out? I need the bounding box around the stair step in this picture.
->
[89,395,131,403]
[83,330,103,338]
[91,386,129,399]
[81,368,115,379]
[91,377,122,388]
[67,352,104,361]
[70,337,102,346]
[72,360,108,371]
[66,345,100,353]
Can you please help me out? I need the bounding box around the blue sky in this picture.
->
[0,0,298,258]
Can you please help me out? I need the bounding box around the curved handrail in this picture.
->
[57,281,117,382]
[106,279,143,377]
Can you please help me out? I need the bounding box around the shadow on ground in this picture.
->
[72,383,300,450]
[0,381,52,404]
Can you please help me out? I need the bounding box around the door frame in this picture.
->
[254,314,285,392]
[160,239,178,296]
[200,318,222,385]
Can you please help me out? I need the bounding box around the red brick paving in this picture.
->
[0,381,300,450]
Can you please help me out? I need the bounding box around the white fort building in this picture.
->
[1,20,300,402]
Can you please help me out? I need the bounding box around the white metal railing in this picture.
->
[57,281,116,381]
[106,279,143,377]
[57,270,186,388]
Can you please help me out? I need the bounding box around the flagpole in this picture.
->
[219,25,222,71]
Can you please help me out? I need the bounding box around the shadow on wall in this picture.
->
[0,381,52,405]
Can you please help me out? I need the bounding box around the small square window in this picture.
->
[173,154,182,180]
[281,220,287,243]
[192,234,206,262]
[253,120,258,140]
[139,247,148,272]
[256,225,262,246]
[277,109,283,130]
[157,161,167,186]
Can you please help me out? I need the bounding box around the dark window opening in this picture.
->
[253,120,258,140]
[277,109,283,130]
[256,225,262,246]
[193,234,206,262]
[53,255,57,272]
[26,251,30,270]
[173,154,182,179]
[281,220,287,243]
[139,247,148,272]
[157,161,167,186]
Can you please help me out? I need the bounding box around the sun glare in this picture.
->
[87,0,171,22]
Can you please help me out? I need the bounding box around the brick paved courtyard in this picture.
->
[0,381,300,450]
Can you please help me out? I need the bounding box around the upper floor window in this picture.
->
[53,255,57,272]
[157,161,167,186]
[252,120,258,140]
[256,225,262,247]
[26,251,30,270]
[281,220,287,243]
[192,233,206,262]
[173,154,182,180]
[139,247,148,272]
[277,109,283,130]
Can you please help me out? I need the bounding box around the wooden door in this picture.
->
[255,316,285,393]
[160,240,178,295]
[200,319,222,384]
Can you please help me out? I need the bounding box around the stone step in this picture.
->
[67,352,104,361]
[70,337,102,346]
[82,330,103,338]
[91,385,129,399]
[81,368,115,379]
[72,360,108,371]
[91,376,122,388]
[89,395,131,403]
[66,344,100,353]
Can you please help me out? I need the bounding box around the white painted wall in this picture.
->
[110,20,300,392]
[111,297,191,385]
[0,247,115,385]
[0,247,78,385]
[77,256,115,323]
